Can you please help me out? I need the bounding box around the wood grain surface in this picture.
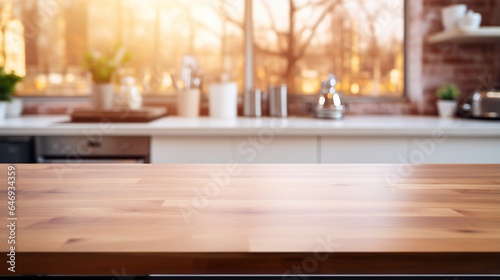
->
[0,164,499,275]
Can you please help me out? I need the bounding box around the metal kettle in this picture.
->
[315,74,346,119]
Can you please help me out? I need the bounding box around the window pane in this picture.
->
[254,0,405,97]
[2,0,404,98]
[7,0,244,96]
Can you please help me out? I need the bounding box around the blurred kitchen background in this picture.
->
[0,0,499,165]
[0,0,497,116]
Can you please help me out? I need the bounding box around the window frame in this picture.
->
[14,0,408,103]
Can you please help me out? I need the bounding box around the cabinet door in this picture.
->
[321,137,409,163]
[0,137,35,163]
[408,137,500,164]
[151,137,234,163]
[233,136,318,163]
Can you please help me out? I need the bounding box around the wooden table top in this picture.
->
[1,164,499,275]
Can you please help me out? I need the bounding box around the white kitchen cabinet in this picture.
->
[152,136,318,164]
[152,137,234,163]
[233,136,318,163]
[408,137,500,164]
[320,137,409,163]
[153,135,500,164]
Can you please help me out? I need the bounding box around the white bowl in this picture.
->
[458,12,482,31]
[441,4,467,31]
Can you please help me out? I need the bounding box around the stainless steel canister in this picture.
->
[268,85,288,117]
[243,89,262,117]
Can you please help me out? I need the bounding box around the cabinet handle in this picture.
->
[87,141,102,148]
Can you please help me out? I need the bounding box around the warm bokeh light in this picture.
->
[161,74,173,91]
[1,0,404,97]
[390,69,401,93]
[1,19,25,76]
[351,83,360,95]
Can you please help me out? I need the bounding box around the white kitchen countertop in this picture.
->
[0,115,499,137]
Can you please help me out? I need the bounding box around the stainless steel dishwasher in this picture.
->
[35,136,150,163]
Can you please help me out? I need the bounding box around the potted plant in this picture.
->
[0,67,23,120]
[436,84,460,118]
[83,47,131,110]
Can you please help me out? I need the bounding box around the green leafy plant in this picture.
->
[436,84,461,101]
[0,67,23,102]
[83,47,131,84]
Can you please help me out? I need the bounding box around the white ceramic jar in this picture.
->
[209,82,238,119]
[117,77,142,111]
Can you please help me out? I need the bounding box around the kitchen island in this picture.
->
[1,115,500,137]
[1,164,499,275]
[1,115,500,164]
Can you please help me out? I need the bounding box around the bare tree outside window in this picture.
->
[1,0,404,98]
[248,0,404,96]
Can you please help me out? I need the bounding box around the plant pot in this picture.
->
[0,101,7,120]
[437,100,457,118]
[6,98,23,118]
[92,83,115,111]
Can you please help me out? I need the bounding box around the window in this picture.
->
[1,0,404,98]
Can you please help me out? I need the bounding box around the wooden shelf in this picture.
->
[427,27,500,44]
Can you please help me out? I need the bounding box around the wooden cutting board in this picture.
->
[71,107,167,123]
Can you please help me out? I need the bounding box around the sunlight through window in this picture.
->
[1,0,404,98]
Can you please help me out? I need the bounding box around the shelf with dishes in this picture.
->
[427,27,500,44]
[427,4,500,44]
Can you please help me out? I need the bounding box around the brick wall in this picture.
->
[416,0,500,114]
[308,0,500,115]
